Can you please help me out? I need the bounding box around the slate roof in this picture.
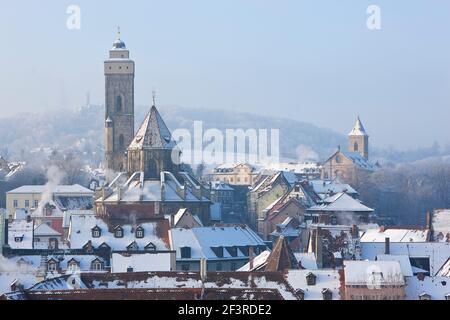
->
[128,105,176,150]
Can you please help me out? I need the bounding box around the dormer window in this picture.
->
[114,226,124,238]
[135,226,144,238]
[306,272,317,286]
[14,235,24,243]
[91,259,104,271]
[145,242,156,251]
[419,293,431,300]
[180,246,191,258]
[67,259,79,272]
[295,289,305,300]
[92,226,101,238]
[47,259,58,272]
[127,241,139,251]
[322,288,332,300]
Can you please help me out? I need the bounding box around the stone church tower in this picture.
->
[127,103,180,179]
[348,116,369,159]
[104,29,135,172]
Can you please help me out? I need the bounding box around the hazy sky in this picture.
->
[1,0,450,149]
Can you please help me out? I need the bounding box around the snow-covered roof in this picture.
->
[15,272,298,300]
[100,172,209,203]
[237,251,271,271]
[348,117,368,136]
[286,269,342,300]
[432,209,450,242]
[111,252,173,273]
[309,179,358,196]
[171,226,266,260]
[308,192,373,212]
[7,220,33,249]
[128,105,176,150]
[405,276,450,300]
[54,196,93,210]
[341,151,375,171]
[210,181,235,191]
[294,253,318,270]
[360,242,450,277]
[436,258,450,277]
[344,260,405,286]
[360,228,429,243]
[34,223,61,237]
[376,254,414,277]
[7,184,93,194]
[63,210,94,228]
[69,215,171,251]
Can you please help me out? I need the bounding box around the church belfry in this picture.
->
[348,116,369,159]
[104,28,135,172]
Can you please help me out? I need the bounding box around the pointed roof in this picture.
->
[264,236,300,272]
[348,117,368,136]
[308,192,374,212]
[128,105,177,150]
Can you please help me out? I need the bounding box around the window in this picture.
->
[67,260,79,272]
[181,264,190,271]
[119,134,124,147]
[180,246,191,259]
[216,263,223,271]
[114,226,124,238]
[354,142,359,151]
[33,200,39,208]
[295,289,305,300]
[127,267,134,273]
[322,289,332,300]
[145,242,156,251]
[14,236,23,243]
[91,260,103,271]
[335,155,341,163]
[92,226,101,238]
[24,200,29,208]
[47,260,58,272]
[331,215,338,225]
[127,241,139,251]
[135,226,144,238]
[13,200,18,208]
[306,272,317,286]
[115,95,122,112]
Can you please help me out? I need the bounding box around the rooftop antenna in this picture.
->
[116,26,121,40]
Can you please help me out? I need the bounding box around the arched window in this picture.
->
[354,142,359,151]
[118,134,124,147]
[115,95,123,112]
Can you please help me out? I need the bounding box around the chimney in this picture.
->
[200,258,207,281]
[384,237,390,255]
[351,224,358,238]
[425,211,432,229]
[315,228,323,269]
[249,246,255,270]
[170,214,175,227]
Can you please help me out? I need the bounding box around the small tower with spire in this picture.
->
[348,116,369,160]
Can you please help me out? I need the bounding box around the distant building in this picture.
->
[5,184,93,221]
[321,117,375,181]
[261,162,322,180]
[209,163,257,186]
[167,208,203,229]
[306,192,374,225]
[209,181,234,214]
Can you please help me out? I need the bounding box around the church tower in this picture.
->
[104,28,135,172]
[348,116,369,159]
